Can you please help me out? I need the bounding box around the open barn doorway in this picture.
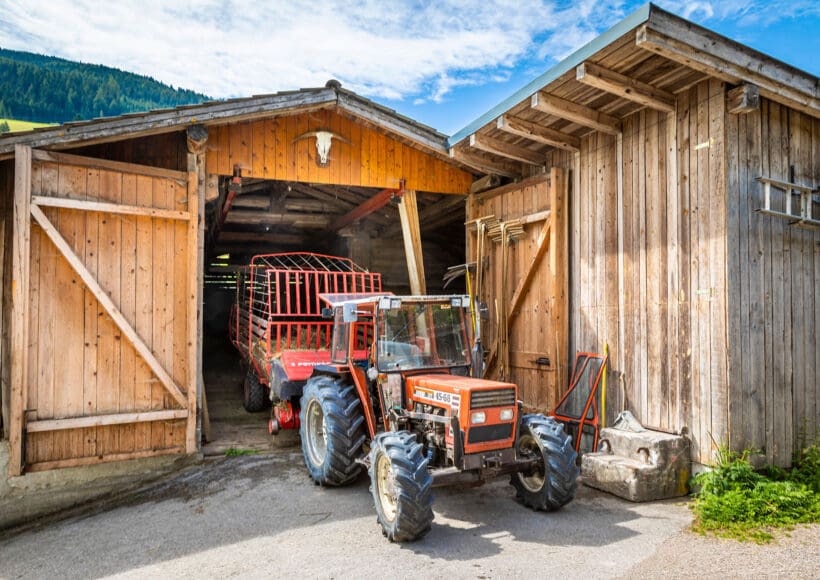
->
[200,175,467,454]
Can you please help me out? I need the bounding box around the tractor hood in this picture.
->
[408,374,517,395]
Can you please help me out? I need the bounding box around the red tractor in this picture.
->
[229,253,382,429]
[298,293,579,541]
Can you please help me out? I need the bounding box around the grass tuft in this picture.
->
[223,447,261,457]
[691,443,820,543]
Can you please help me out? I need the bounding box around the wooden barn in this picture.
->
[0,84,475,478]
[450,4,818,467]
[0,2,817,497]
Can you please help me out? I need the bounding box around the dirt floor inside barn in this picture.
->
[0,449,817,579]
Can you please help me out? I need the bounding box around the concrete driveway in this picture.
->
[0,450,697,579]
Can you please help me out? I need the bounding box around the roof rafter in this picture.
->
[448,147,521,178]
[576,61,676,113]
[496,115,580,152]
[530,91,622,135]
[469,133,545,166]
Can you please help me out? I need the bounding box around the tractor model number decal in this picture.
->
[415,389,461,413]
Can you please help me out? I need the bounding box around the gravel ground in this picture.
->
[0,452,816,579]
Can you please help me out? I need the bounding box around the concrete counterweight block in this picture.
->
[581,427,691,502]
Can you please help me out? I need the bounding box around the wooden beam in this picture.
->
[216,231,306,245]
[25,447,186,472]
[382,194,465,237]
[397,190,426,294]
[224,210,330,228]
[26,409,189,433]
[448,147,521,178]
[576,61,676,113]
[727,83,760,115]
[496,115,580,152]
[636,22,819,118]
[469,134,545,166]
[30,204,189,409]
[531,91,622,135]
[31,196,191,221]
[9,144,32,476]
[31,149,187,181]
[473,173,550,204]
[186,157,201,454]
[331,188,401,231]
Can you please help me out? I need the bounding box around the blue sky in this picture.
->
[1,1,817,135]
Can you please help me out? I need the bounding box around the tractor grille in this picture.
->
[470,388,516,409]
[467,423,513,444]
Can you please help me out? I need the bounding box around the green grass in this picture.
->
[691,443,820,543]
[223,447,261,457]
[0,118,55,132]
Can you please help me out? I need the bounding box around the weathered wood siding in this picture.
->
[554,79,729,465]
[726,98,820,466]
[466,179,562,410]
[206,109,472,194]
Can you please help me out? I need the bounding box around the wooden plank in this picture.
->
[496,115,580,152]
[664,110,679,432]
[29,204,188,409]
[472,174,549,204]
[31,196,191,221]
[576,61,675,113]
[469,134,545,166]
[119,172,138,453]
[134,176,153,450]
[549,167,569,393]
[531,91,622,135]
[676,88,693,446]
[31,149,187,181]
[708,79,729,456]
[25,446,186,472]
[397,190,426,294]
[81,168,100,458]
[26,410,189,433]
[9,145,32,475]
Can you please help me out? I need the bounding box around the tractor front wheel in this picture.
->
[369,431,434,542]
[299,376,366,486]
[243,368,266,412]
[511,414,579,511]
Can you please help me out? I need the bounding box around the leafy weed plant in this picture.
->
[691,444,819,543]
[223,447,261,457]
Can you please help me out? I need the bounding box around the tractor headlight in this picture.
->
[471,411,486,424]
[500,409,514,421]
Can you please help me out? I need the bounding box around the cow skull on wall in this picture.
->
[293,130,351,167]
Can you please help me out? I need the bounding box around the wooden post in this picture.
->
[187,125,208,451]
[398,190,426,294]
[9,145,31,476]
[549,167,569,395]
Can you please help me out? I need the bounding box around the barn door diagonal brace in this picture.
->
[29,204,189,409]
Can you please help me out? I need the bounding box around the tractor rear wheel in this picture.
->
[369,431,434,542]
[511,414,579,511]
[243,368,266,412]
[299,376,366,486]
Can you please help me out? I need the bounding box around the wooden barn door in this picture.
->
[8,146,198,475]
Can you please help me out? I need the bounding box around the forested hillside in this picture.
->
[0,48,210,124]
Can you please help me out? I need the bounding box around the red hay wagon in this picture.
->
[229,253,382,424]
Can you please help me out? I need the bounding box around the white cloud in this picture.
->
[0,0,813,106]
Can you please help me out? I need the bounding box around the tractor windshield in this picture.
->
[377,299,471,371]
